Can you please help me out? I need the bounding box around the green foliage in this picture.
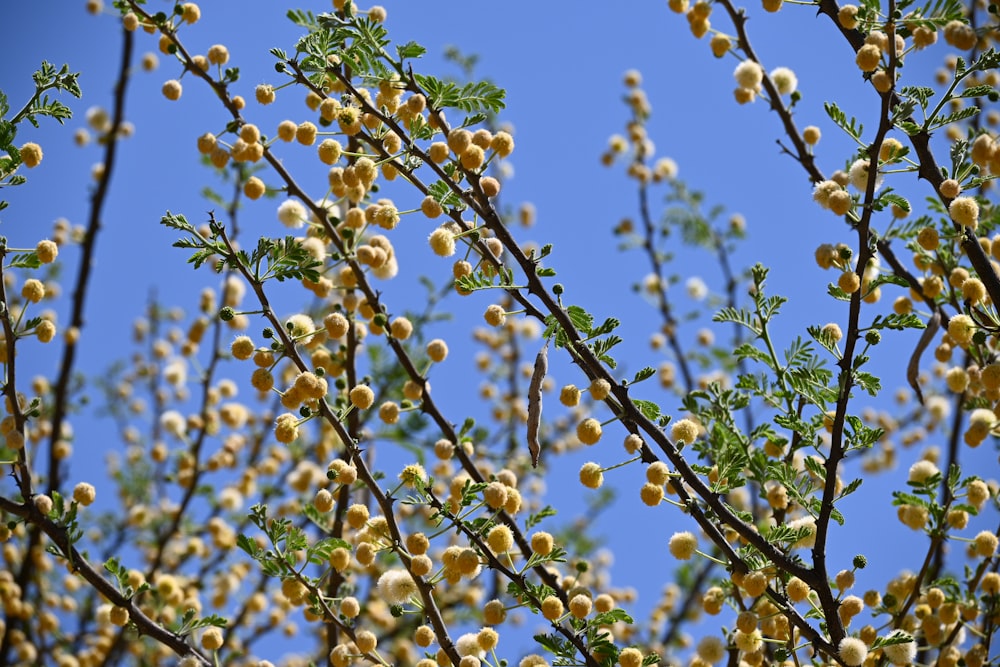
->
[412,74,506,114]
[825,101,865,143]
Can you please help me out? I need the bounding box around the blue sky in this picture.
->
[3,0,997,661]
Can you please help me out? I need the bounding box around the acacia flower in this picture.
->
[696,637,725,664]
[619,649,643,667]
[967,479,990,509]
[255,84,275,105]
[324,312,350,338]
[277,199,307,228]
[668,531,698,559]
[207,44,229,65]
[710,34,731,57]
[907,460,939,484]
[576,418,602,445]
[350,385,375,410]
[855,44,881,72]
[560,385,581,407]
[19,142,43,168]
[428,227,456,256]
[484,305,507,327]
[949,196,979,229]
[231,335,254,360]
[160,410,186,438]
[34,494,53,514]
[378,401,400,424]
[770,67,798,95]
[671,418,699,445]
[839,637,868,666]
[375,568,418,604]
[686,276,708,300]
[531,531,554,555]
[36,240,58,264]
[202,627,224,650]
[35,320,56,343]
[540,596,564,621]
[973,530,998,557]
[898,503,928,529]
[72,482,96,506]
[162,80,182,101]
[426,338,448,362]
[274,413,299,444]
[579,462,604,489]
[399,463,427,488]
[455,633,483,658]
[244,176,265,200]
[838,4,859,28]
[813,180,842,209]
[882,631,916,665]
[21,279,45,303]
[318,139,343,165]
[733,60,764,90]
[733,629,762,652]
[848,159,877,191]
[491,131,515,157]
[641,482,664,506]
[487,525,514,553]
[296,122,318,145]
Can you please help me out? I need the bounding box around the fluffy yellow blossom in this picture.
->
[576,418,602,445]
[949,196,979,229]
[19,142,43,168]
[668,531,698,559]
[671,418,699,445]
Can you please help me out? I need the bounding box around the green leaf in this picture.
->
[533,632,571,655]
[396,41,427,60]
[286,8,319,28]
[871,631,914,650]
[8,252,41,269]
[854,370,881,396]
[591,335,622,369]
[413,73,506,113]
[807,325,841,359]
[630,367,655,385]
[871,312,925,331]
[526,505,556,529]
[959,84,995,99]
[632,398,661,421]
[824,101,864,141]
[897,85,934,110]
[877,192,911,213]
[160,211,195,232]
[565,305,594,334]
[928,106,980,130]
[733,343,772,367]
[713,306,761,335]
[426,179,465,210]
[839,478,864,499]
[593,608,634,625]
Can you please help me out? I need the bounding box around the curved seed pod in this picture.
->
[527,341,549,467]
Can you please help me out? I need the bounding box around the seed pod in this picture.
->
[527,342,549,467]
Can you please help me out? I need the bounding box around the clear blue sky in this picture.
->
[2,0,997,661]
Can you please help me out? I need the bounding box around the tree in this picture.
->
[0,0,997,666]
